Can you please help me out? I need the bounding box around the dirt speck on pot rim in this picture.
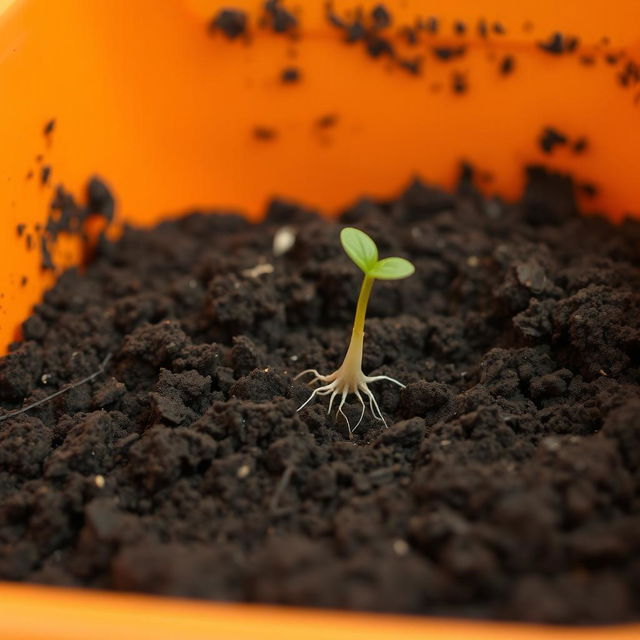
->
[0,166,640,624]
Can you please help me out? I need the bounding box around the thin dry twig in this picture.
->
[0,353,112,423]
[269,464,294,513]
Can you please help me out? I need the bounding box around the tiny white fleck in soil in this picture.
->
[241,263,274,278]
[542,436,562,451]
[273,226,296,256]
[393,539,409,556]
[237,465,251,479]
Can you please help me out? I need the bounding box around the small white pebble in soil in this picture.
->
[467,255,479,267]
[273,226,296,256]
[290,355,298,362]
[188,279,198,289]
[393,539,410,556]
[94,475,105,488]
[440,439,451,447]
[542,436,561,451]
[241,263,274,278]
[237,464,251,479]
[598,369,608,376]
[41,374,51,384]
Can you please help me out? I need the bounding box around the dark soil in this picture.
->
[1,167,640,624]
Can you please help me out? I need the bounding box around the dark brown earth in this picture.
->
[1,167,640,624]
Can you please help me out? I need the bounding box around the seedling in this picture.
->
[296,227,415,435]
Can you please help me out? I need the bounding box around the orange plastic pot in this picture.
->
[0,0,639,637]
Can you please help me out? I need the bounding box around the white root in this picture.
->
[295,367,404,436]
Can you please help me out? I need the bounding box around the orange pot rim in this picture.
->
[1,581,639,640]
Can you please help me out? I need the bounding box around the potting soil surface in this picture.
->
[1,167,640,624]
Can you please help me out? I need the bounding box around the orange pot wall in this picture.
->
[0,0,639,638]
[0,582,639,640]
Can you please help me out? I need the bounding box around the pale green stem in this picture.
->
[352,275,374,339]
[337,275,374,387]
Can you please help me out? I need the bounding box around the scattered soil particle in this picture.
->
[26,171,34,180]
[366,35,393,58]
[401,26,418,46]
[345,19,366,43]
[370,4,391,30]
[16,224,25,237]
[253,126,278,140]
[572,137,588,154]
[538,32,578,55]
[398,56,422,75]
[280,66,300,83]
[477,19,488,38]
[325,4,345,30]
[618,61,640,88]
[264,0,298,34]
[425,17,439,34]
[579,182,598,198]
[40,166,51,186]
[492,22,506,35]
[566,37,579,52]
[433,46,466,62]
[499,55,515,76]
[1,166,639,624]
[539,33,565,54]
[539,127,568,154]
[315,114,339,129]
[452,72,467,94]
[43,119,55,136]
[39,236,54,271]
[209,9,247,39]
[453,21,466,36]
[20,276,28,287]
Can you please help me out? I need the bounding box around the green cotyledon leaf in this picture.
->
[340,227,378,273]
[367,256,415,280]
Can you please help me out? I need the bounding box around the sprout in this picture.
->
[296,227,415,435]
